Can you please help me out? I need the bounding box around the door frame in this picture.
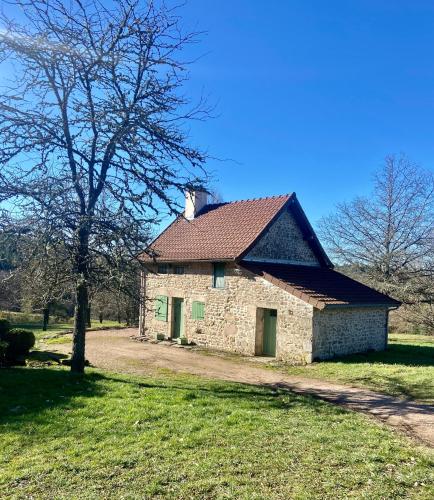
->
[171,297,185,339]
[255,307,277,357]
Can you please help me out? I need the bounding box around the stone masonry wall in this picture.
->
[312,307,388,360]
[244,209,319,265]
[143,262,314,363]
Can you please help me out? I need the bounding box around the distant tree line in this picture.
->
[0,228,143,329]
[319,155,434,333]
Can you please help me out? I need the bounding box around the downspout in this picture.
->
[385,306,399,349]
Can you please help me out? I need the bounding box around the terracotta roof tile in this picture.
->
[240,261,401,309]
[142,194,292,262]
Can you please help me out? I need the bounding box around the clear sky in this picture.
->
[179,0,434,225]
[1,1,434,228]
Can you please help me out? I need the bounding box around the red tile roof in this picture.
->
[240,261,401,309]
[142,194,292,262]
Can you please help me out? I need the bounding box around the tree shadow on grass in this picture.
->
[26,350,69,365]
[0,367,107,425]
[97,373,334,414]
[0,367,343,429]
[327,343,434,367]
[354,374,433,402]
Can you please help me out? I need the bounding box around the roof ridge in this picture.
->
[205,193,293,207]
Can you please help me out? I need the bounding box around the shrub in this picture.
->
[5,328,35,360]
[0,319,11,340]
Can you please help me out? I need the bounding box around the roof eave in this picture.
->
[141,257,237,264]
[322,302,401,310]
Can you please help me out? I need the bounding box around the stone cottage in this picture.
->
[139,192,400,363]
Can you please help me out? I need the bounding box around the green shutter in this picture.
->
[155,295,168,321]
[192,301,205,320]
[213,263,225,288]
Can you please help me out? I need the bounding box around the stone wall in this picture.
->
[312,307,388,360]
[244,208,319,265]
[143,262,314,363]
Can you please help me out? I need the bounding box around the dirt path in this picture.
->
[53,328,434,448]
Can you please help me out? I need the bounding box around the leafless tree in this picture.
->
[0,0,209,372]
[87,238,143,325]
[92,263,141,326]
[15,232,72,330]
[319,154,434,331]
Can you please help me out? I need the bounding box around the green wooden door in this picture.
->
[172,298,184,339]
[262,309,277,356]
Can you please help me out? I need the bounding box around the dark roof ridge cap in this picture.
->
[198,193,293,212]
[224,193,293,203]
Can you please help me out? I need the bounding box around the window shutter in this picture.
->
[192,301,205,320]
[155,295,168,321]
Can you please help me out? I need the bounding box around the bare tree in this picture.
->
[16,233,72,330]
[92,266,140,326]
[319,154,434,331]
[88,238,143,326]
[0,0,209,372]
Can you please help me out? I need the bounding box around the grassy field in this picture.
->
[278,333,434,402]
[0,310,123,341]
[7,309,431,402]
[13,309,432,402]
[0,367,433,499]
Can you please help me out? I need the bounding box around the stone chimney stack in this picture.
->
[184,190,208,220]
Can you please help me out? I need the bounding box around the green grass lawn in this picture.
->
[0,367,432,499]
[277,333,434,402]
[0,310,123,342]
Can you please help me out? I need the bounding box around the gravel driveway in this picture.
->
[53,328,434,448]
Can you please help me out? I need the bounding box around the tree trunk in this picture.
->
[71,222,90,374]
[71,277,88,373]
[86,304,91,328]
[99,311,103,323]
[42,306,50,331]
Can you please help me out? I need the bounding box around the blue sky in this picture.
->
[179,0,434,224]
[1,1,434,228]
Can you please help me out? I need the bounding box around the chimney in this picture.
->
[185,190,208,220]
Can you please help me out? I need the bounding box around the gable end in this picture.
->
[240,195,332,268]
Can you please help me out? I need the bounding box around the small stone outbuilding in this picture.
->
[139,192,400,363]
